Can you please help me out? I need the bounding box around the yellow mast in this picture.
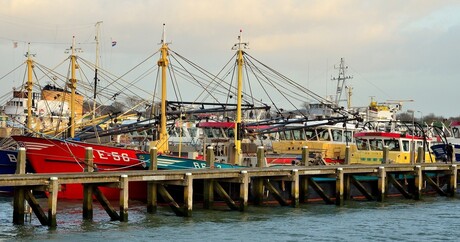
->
[233,30,248,165]
[69,36,77,138]
[156,24,169,153]
[25,43,34,130]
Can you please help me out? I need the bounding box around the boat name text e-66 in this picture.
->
[95,150,130,162]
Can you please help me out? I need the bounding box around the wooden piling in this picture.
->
[377,166,386,202]
[448,164,457,197]
[291,169,299,207]
[344,146,350,165]
[183,173,193,217]
[299,176,309,203]
[13,147,26,225]
[206,146,215,168]
[336,168,344,206]
[410,142,416,164]
[48,177,59,227]
[302,146,308,166]
[416,147,424,163]
[414,165,422,200]
[147,148,158,213]
[204,147,215,209]
[83,147,93,220]
[119,175,129,222]
[239,170,249,211]
[16,147,26,174]
[452,144,457,163]
[253,146,265,205]
[382,146,389,164]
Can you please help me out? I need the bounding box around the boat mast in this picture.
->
[331,58,352,108]
[25,43,34,130]
[69,36,77,138]
[156,24,169,153]
[233,30,248,165]
[93,21,103,120]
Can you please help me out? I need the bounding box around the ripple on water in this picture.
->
[1,196,460,241]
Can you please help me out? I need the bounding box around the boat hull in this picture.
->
[0,149,20,194]
[431,143,460,162]
[12,136,149,200]
[11,136,241,200]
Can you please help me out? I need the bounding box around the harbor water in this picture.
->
[1,196,460,241]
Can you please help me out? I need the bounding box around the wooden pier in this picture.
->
[0,146,457,227]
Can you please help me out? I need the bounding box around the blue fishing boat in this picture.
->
[0,149,19,194]
[136,154,241,170]
[431,121,460,162]
[0,150,18,175]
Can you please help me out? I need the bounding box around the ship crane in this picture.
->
[384,99,414,111]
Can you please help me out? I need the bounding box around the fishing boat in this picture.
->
[430,121,460,162]
[12,135,149,199]
[194,120,294,167]
[271,121,357,165]
[350,121,436,164]
[0,149,20,194]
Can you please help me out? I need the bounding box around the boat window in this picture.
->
[317,129,330,141]
[369,139,383,150]
[453,127,460,138]
[384,139,400,151]
[284,131,293,140]
[204,128,213,138]
[278,131,286,140]
[331,129,342,142]
[226,129,234,138]
[305,129,315,140]
[292,130,303,140]
[356,139,368,150]
[213,128,224,138]
[344,131,353,142]
[402,140,410,152]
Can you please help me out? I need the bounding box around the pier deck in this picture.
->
[1,147,457,227]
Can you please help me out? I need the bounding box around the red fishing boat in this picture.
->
[12,135,149,200]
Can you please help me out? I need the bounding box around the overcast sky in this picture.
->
[1,0,460,118]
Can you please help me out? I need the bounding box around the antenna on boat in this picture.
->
[331,58,352,108]
[232,29,249,51]
[161,23,166,44]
